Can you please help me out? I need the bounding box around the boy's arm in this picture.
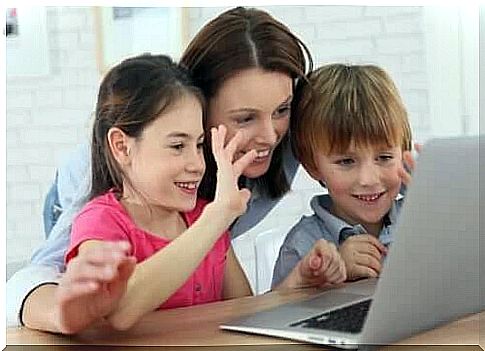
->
[222,247,253,299]
[271,246,302,289]
[271,219,317,289]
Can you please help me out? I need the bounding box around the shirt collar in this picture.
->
[310,194,400,244]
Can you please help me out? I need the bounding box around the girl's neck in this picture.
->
[120,190,187,240]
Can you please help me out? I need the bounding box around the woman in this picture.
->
[7,7,338,334]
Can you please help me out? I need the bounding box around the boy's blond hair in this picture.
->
[291,64,412,173]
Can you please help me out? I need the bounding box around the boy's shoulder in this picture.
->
[283,194,342,248]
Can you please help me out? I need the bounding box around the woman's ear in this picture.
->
[107,127,133,166]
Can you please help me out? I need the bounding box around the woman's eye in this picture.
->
[197,142,204,150]
[171,144,184,150]
[236,114,255,124]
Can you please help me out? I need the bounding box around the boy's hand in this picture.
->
[291,239,346,288]
[211,125,257,221]
[55,241,136,334]
[339,235,387,281]
[399,143,422,186]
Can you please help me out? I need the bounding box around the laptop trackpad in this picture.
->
[293,291,369,311]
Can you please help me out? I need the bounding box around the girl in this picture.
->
[64,54,258,331]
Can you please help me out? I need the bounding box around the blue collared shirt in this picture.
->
[271,194,402,288]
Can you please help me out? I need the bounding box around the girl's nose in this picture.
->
[186,150,205,174]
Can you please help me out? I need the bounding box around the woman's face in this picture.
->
[208,68,293,178]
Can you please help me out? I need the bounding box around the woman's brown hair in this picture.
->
[181,6,313,200]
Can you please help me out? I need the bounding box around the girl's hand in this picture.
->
[211,125,257,221]
[56,241,136,334]
[399,143,422,186]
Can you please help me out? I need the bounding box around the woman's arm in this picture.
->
[6,143,92,332]
[222,247,252,299]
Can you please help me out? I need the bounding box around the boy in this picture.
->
[272,64,413,288]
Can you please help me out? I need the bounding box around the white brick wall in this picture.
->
[6,6,475,284]
[7,7,99,263]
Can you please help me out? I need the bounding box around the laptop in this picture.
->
[221,136,484,349]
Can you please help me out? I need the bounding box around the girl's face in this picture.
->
[311,143,403,235]
[208,68,293,179]
[125,93,205,212]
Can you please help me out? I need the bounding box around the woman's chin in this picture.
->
[242,160,272,179]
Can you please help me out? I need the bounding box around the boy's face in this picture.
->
[311,143,403,233]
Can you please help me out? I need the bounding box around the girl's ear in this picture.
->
[107,127,133,166]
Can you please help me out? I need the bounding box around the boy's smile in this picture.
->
[311,143,403,236]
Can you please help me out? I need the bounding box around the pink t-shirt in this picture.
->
[66,190,230,309]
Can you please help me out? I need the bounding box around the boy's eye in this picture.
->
[337,158,354,166]
[378,154,394,162]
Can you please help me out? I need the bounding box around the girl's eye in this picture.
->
[197,142,204,150]
[274,105,291,118]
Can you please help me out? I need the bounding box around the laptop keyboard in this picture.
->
[289,299,372,334]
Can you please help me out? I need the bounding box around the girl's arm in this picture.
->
[105,203,234,330]
[222,247,252,299]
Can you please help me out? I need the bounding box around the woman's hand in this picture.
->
[399,143,422,186]
[210,125,257,222]
[55,241,136,334]
[276,239,346,290]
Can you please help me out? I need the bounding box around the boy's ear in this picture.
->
[304,163,328,188]
[107,127,133,166]
[305,163,324,182]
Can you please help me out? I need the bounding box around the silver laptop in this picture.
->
[221,136,484,349]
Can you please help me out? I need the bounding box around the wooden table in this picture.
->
[7,287,484,351]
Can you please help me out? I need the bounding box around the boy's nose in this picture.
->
[358,166,380,186]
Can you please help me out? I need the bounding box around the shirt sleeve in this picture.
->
[6,148,91,327]
[271,217,321,289]
[66,204,130,263]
